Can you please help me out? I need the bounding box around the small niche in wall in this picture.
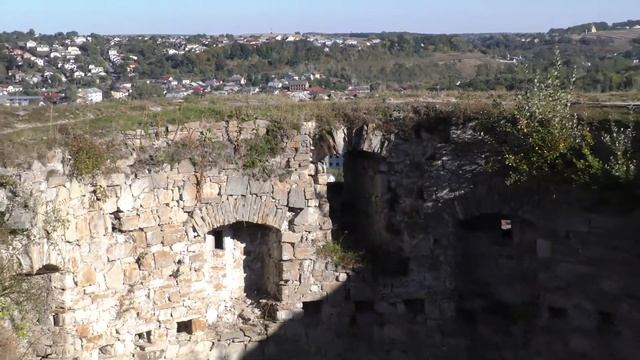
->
[177,320,193,335]
[213,230,224,250]
[134,330,152,344]
[302,300,323,316]
[500,219,513,240]
[52,313,61,327]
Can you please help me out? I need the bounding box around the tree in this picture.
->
[499,49,602,184]
[65,85,78,102]
[131,82,164,100]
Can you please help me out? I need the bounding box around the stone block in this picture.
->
[119,215,140,231]
[249,180,272,195]
[139,192,157,208]
[107,243,135,261]
[225,176,249,196]
[181,182,197,207]
[282,243,294,260]
[156,189,173,204]
[76,264,97,287]
[105,263,124,290]
[281,232,301,244]
[88,212,107,237]
[123,263,140,285]
[150,171,169,189]
[154,250,174,269]
[294,243,315,259]
[117,186,135,212]
[139,211,158,228]
[76,217,91,241]
[131,177,152,197]
[157,205,172,225]
[287,187,306,209]
[162,225,187,245]
[48,175,68,188]
[145,227,163,246]
[281,261,300,281]
[178,159,195,174]
[191,319,207,334]
[200,182,220,203]
[293,208,319,227]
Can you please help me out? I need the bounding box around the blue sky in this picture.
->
[1,0,638,34]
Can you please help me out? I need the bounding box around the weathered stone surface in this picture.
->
[288,187,306,209]
[139,211,158,228]
[76,264,97,287]
[225,176,249,196]
[177,159,195,174]
[47,175,68,188]
[181,182,197,207]
[119,215,140,231]
[131,177,152,198]
[5,207,34,230]
[250,180,272,195]
[154,250,174,268]
[293,208,319,227]
[282,243,294,260]
[156,189,173,204]
[104,263,124,290]
[117,186,135,212]
[201,182,220,203]
[107,243,134,261]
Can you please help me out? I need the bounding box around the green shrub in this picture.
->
[0,175,17,191]
[318,240,364,269]
[498,50,603,185]
[602,125,636,182]
[241,122,290,177]
[66,135,108,177]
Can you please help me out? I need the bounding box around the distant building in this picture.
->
[0,95,43,107]
[288,80,309,92]
[226,75,246,86]
[591,24,598,33]
[77,88,103,104]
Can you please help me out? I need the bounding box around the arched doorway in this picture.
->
[207,222,282,302]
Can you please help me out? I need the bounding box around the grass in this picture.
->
[0,92,637,167]
[318,240,364,269]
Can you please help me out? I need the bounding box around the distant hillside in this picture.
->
[549,19,640,35]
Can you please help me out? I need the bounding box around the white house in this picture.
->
[67,47,81,56]
[77,88,103,104]
[36,45,50,53]
[74,36,87,45]
[26,40,37,48]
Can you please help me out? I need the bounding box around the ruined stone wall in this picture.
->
[0,120,348,360]
[2,118,639,360]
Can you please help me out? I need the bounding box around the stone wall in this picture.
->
[2,117,639,360]
[0,120,346,359]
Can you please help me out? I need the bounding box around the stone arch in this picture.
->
[312,124,392,163]
[189,195,290,238]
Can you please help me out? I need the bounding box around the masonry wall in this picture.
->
[2,119,640,360]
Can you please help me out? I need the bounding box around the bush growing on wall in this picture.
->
[499,49,603,185]
[494,50,637,186]
[66,135,108,178]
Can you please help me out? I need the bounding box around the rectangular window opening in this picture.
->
[135,330,152,343]
[52,314,61,327]
[177,320,193,335]
[214,230,224,250]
